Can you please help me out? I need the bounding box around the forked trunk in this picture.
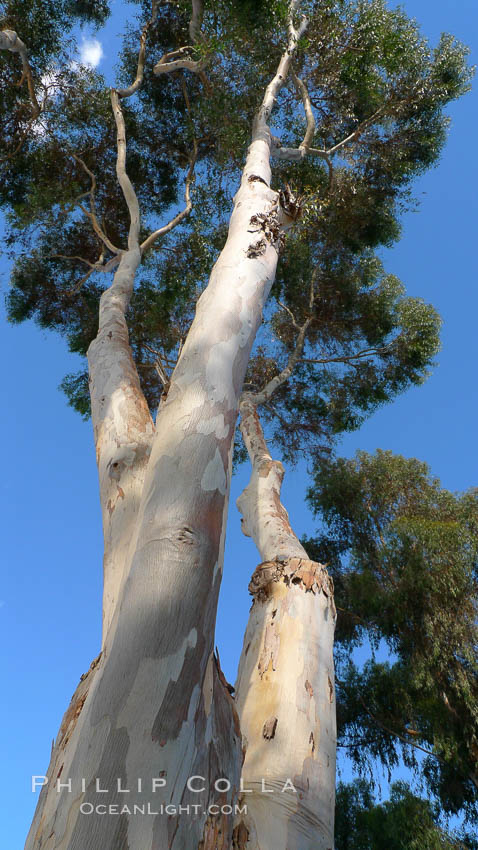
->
[26,6,315,846]
[26,136,284,850]
[233,400,336,850]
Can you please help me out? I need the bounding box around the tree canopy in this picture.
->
[1,0,471,461]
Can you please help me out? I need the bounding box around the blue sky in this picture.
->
[1,1,477,845]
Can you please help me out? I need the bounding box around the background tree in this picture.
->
[0,1,473,848]
[335,779,478,850]
[306,450,478,832]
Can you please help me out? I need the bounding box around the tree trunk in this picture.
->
[25,136,285,850]
[233,399,336,850]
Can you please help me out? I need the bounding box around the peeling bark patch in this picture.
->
[151,639,203,745]
[249,557,334,602]
[196,413,230,440]
[258,620,280,678]
[56,653,102,751]
[214,649,235,695]
[258,458,275,478]
[232,821,250,849]
[201,448,227,495]
[79,651,102,682]
[58,690,86,748]
[262,716,278,740]
[305,679,314,698]
[199,811,229,850]
[327,675,334,703]
[248,173,269,186]
[246,237,267,258]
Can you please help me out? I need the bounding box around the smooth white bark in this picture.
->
[237,398,308,561]
[87,249,154,641]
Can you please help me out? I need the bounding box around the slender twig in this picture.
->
[278,300,301,331]
[53,252,120,277]
[142,343,173,391]
[326,106,385,156]
[140,77,198,254]
[336,674,478,786]
[0,75,48,163]
[300,344,391,367]
[51,254,99,269]
[140,149,197,252]
[73,154,122,255]
[356,692,447,764]
[65,265,97,297]
[65,247,109,296]
[77,203,121,255]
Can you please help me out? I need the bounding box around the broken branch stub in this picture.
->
[248,557,335,609]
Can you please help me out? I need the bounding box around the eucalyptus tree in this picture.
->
[0,0,472,848]
[306,450,478,832]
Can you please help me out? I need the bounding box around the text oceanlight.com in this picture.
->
[79,803,247,816]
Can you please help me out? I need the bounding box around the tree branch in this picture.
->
[110,90,141,249]
[0,29,40,117]
[272,103,385,167]
[140,149,196,252]
[245,316,312,407]
[153,0,208,77]
[237,397,307,561]
[116,0,159,98]
[326,107,385,156]
[337,674,478,790]
[278,300,301,331]
[65,247,106,296]
[254,1,308,138]
[73,154,122,255]
[271,68,317,162]
[292,69,316,151]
